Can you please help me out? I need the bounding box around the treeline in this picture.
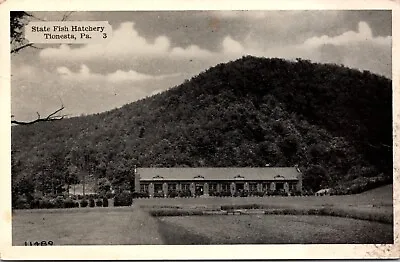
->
[11,56,392,205]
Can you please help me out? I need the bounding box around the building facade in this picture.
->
[134,167,302,197]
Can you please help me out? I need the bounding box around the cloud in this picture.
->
[56,64,180,83]
[40,22,171,60]
[170,45,213,58]
[210,11,270,20]
[222,36,244,54]
[304,21,390,47]
[39,21,247,63]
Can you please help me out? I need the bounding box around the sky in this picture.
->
[11,10,392,121]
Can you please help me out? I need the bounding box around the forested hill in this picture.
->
[12,56,392,193]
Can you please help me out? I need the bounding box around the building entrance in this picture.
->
[276,182,284,191]
[236,182,244,192]
[195,184,204,196]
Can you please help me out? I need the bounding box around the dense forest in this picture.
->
[12,56,392,201]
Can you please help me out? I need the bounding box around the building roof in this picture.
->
[137,167,300,181]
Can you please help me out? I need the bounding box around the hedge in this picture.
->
[80,199,88,207]
[114,191,133,206]
[102,197,109,207]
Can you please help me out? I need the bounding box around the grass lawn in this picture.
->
[12,185,393,245]
[157,215,393,244]
[136,184,393,210]
[12,207,163,245]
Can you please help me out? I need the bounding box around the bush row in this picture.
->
[15,196,110,209]
[148,206,392,224]
[149,190,304,198]
[71,192,115,200]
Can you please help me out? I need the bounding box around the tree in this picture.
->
[303,165,330,192]
[10,11,71,125]
[11,104,67,125]
[10,11,34,54]
[96,177,112,197]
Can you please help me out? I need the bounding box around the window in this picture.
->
[209,183,217,191]
[249,183,257,191]
[140,184,148,192]
[154,183,163,193]
[221,183,229,192]
[181,183,190,191]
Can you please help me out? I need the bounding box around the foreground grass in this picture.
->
[158,215,393,244]
[12,185,393,245]
[137,185,393,210]
[141,185,393,224]
[12,207,163,246]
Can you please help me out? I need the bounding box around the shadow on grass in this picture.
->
[157,219,211,245]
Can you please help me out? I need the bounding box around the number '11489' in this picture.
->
[24,241,53,246]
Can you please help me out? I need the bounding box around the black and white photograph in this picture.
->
[1,0,399,260]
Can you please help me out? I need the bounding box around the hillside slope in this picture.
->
[11,56,392,195]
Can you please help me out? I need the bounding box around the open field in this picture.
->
[12,207,163,245]
[158,215,393,244]
[136,184,393,209]
[12,185,393,245]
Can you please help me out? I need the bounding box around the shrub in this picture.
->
[38,198,55,209]
[114,191,133,206]
[30,199,40,209]
[220,191,231,197]
[75,202,80,207]
[95,199,103,207]
[102,197,109,207]
[178,190,191,197]
[239,191,249,197]
[89,199,95,207]
[14,196,30,209]
[52,196,64,208]
[291,190,302,196]
[257,191,265,197]
[149,209,203,217]
[63,198,76,208]
[87,194,98,200]
[154,192,164,198]
[132,192,140,198]
[140,192,150,198]
[106,192,115,199]
[80,199,88,207]
[168,190,178,198]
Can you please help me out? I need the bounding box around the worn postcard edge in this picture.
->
[0,0,399,260]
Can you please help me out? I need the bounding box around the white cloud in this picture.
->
[170,45,213,58]
[222,36,244,54]
[39,21,247,62]
[40,22,171,60]
[304,21,390,46]
[210,11,269,20]
[56,64,180,83]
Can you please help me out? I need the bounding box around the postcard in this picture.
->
[0,0,399,260]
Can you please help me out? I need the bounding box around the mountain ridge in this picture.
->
[11,56,392,195]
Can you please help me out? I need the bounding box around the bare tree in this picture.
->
[11,11,73,125]
[11,105,67,125]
